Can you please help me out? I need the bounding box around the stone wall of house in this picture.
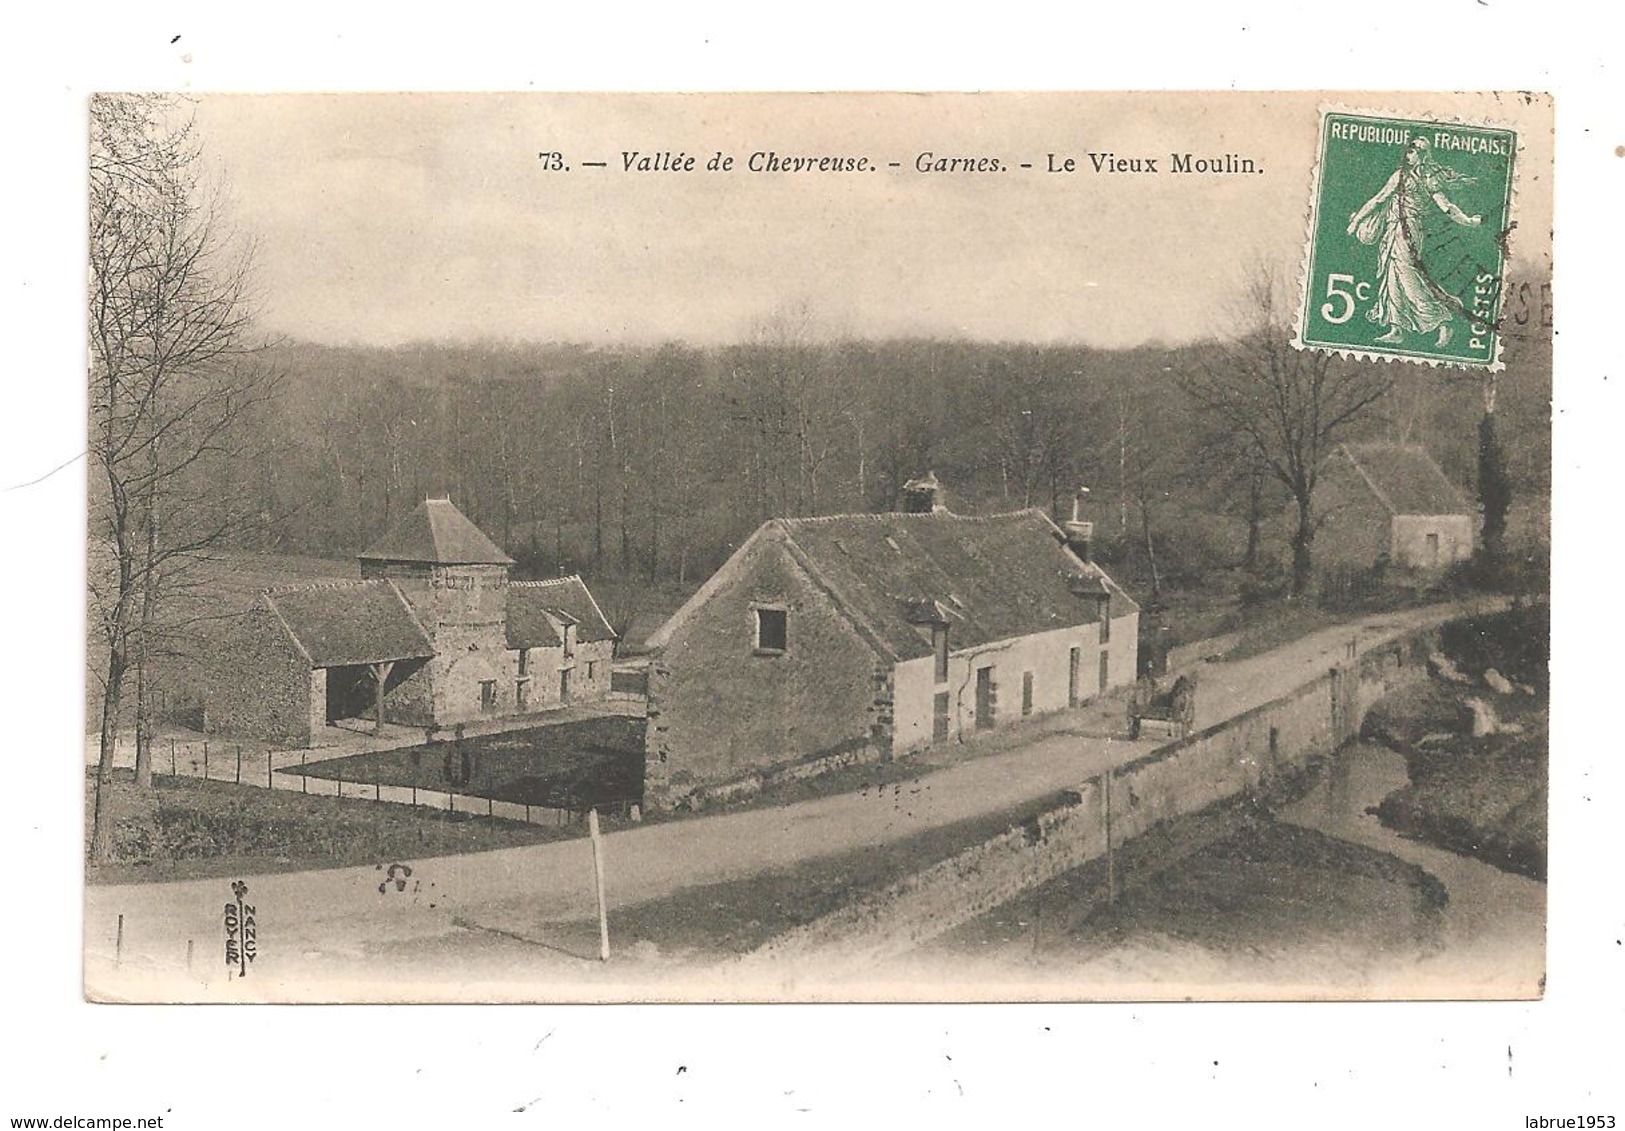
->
[307,669,327,739]
[567,638,616,703]
[379,563,509,726]
[430,620,510,725]
[1104,609,1139,697]
[889,609,1138,755]
[1392,514,1475,569]
[644,533,882,811]
[205,604,314,748]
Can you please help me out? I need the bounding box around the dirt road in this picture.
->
[84,596,1503,1000]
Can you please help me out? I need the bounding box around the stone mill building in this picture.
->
[640,477,1139,811]
[205,498,616,747]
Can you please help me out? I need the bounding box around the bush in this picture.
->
[1239,563,1289,607]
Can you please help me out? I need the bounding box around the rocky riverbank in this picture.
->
[1361,604,1548,881]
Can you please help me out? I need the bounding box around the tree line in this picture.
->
[242,299,1550,596]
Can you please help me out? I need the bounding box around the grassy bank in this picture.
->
[935,808,1448,968]
[540,791,1078,960]
[85,769,577,885]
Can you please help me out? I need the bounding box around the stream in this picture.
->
[1276,740,1546,995]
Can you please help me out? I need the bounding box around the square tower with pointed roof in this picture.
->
[357,498,518,725]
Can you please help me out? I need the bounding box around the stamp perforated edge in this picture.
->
[1290,100,1528,373]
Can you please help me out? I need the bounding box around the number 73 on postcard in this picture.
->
[1295,109,1518,369]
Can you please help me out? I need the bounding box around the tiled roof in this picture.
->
[357,498,514,565]
[507,575,616,648]
[1340,444,1472,516]
[776,509,1136,661]
[263,580,433,668]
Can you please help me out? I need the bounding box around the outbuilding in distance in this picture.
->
[1312,443,1477,572]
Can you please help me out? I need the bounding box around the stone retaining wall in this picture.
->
[741,626,1438,970]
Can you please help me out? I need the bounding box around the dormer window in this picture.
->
[562,623,576,659]
[754,605,788,654]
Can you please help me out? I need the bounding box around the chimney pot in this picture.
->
[901,472,946,514]
[1065,486,1093,560]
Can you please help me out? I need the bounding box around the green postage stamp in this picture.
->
[1295,109,1518,368]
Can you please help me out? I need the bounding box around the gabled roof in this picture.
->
[647,508,1137,662]
[262,580,433,668]
[1339,444,1472,516]
[357,498,514,566]
[507,575,616,649]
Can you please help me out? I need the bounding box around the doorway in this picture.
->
[974,666,994,729]
[933,691,950,741]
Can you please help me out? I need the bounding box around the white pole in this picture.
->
[588,808,610,961]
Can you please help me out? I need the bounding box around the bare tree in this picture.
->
[88,94,278,860]
[1179,268,1393,597]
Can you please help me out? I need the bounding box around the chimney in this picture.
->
[1064,486,1093,561]
[901,471,947,514]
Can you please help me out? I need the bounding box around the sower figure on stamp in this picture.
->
[1346,136,1481,348]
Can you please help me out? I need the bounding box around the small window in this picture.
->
[1099,598,1111,643]
[517,648,530,677]
[515,679,529,712]
[755,607,788,653]
[932,624,949,683]
[933,691,950,741]
[480,679,497,711]
[1021,671,1034,716]
[586,660,597,680]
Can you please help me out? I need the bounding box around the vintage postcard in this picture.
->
[83,91,1552,1003]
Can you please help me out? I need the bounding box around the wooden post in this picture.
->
[115,914,123,967]
[372,661,395,737]
[235,746,242,784]
[588,808,610,961]
[1104,769,1116,905]
[170,738,177,776]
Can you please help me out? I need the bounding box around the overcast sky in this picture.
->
[192,92,1552,348]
